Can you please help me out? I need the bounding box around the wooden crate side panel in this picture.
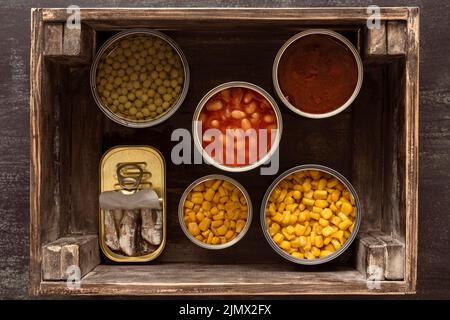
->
[404,7,419,294]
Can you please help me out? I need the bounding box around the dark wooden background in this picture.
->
[0,0,448,299]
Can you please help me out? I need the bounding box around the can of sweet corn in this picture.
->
[260,164,361,265]
[178,174,253,249]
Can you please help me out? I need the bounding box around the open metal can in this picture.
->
[91,29,189,128]
[273,29,363,119]
[261,164,361,265]
[193,81,283,172]
[178,174,253,249]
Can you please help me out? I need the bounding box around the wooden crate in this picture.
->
[30,7,419,296]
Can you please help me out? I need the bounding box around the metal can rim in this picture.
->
[260,164,362,265]
[272,29,364,119]
[90,29,190,128]
[192,81,283,172]
[178,174,253,250]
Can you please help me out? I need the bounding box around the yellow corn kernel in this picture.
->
[213,211,225,221]
[211,220,223,228]
[201,201,211,211]
[236,219,246,233]
[225,230,235,240]
[207,232,214,244]
[286,203,298,212]
[331,190,341,202]
[191,197,203,205]
[304,238,312,251]
[320,250,333,258]
[212,193,220,204]
[239,210,248,220]
[272,213,283,223]
[277,189,287,203]
[294,224,306,236]
[304,225,312,236]
[310,212,321,220]
[210,206,219,215]
[311,246,321,257]
[193,204,200,212]
[291,252,304,259]
[329,203,338,212]
[211,179,222,190]
[349,223,354,233]
[339,219,352,231]
[327,178,339,188]
[338,212,349,221]
[273,233,284,244]
[193,183,205,192]
[216,224,228,236]
[286,225,295,235]
[269,223,280,236]
[299,210,309,222]
[196,212,205,222]
[221,180,234,191]
[280,240,291,251]
[291,237,301,248]
[290,212,299,225]
[314,235,324,248]
[324,237,332,245]
[188,211,196,223]
[292,190,301,200]
[336,201,343,209]
[195,235,204,241]
[299,203,306,211]
[282,211,291,226]
[331,239,341,250]
[318,179,328,190]
[199,218,211,232]
[211,236,220,244]
[344,230,351,238]
[285,196,295,205]
[298,236,307,247]
[322,226,336,237]
[230,220,236,230]
[319,218,329,227]
[341,202,353,215]
[282,228,295,241]
[184,200,194,209]
[218,186,227,197]
[321,208,333,220]
[188,222,200,236]
[305,252,315,260]
[302,198,315,206]
[304,190,314,200]
[312,206,322,214]
[315,199,329,208]
[330,216,342,226]
[325,244,334,252]
[302,180,312,192]
[201,230,210,237]
[313,190,328,200]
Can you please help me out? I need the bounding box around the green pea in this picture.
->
[148,104,156,111]
[163,64,171,73]
[163,79,171,87]
[136,112,144,119]
[114,78,122,86]
[143,80,151,88]
[141,94,149,102]
[128,93,136,101]
[157,86,166,95]
[151,71,158,80]
[155,98,163,106]
[159,71,167,79]
[148,89,156,98]
[142,108,150,116]
[162,101,170,109]
[156,107,163,114]
[129,107,137,115]
[163,94,172,102]
[124,102,132,109]
[135,100,143,108]
[135,90,143,98]
[118,95,127,104]
[156,64,163,72]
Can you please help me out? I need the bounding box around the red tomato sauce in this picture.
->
[199,87,278,167]
[277,34,358,114]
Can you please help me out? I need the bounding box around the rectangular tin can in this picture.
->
[99,145,166,262]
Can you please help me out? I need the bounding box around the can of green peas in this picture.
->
[90,29,190,128]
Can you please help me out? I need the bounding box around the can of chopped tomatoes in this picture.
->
[193,81,283,172]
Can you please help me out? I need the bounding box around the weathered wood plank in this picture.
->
[42,8,410,24]
[364,22,386,57]
[42,235,100,280]
[351,65,384,232]
[63,23,94,63]
[356,234,386,281]
[39,264,409,296]
[43,23,63,56]
[372,232,405,280]
[387,21,407,55]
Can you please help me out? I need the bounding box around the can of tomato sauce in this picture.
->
[193,82,283,172]
[273,29,363,119]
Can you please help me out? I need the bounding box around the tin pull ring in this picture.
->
[117,163,143,191]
